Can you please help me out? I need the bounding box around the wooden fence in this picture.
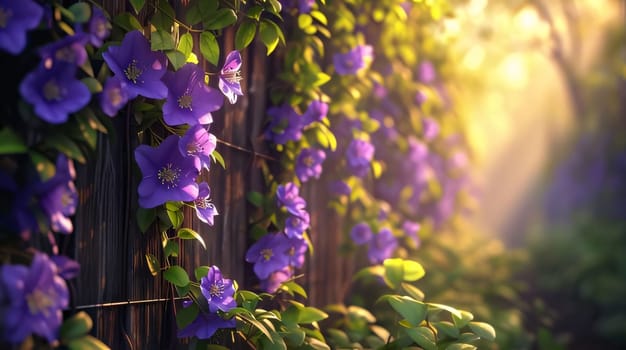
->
[67,1,359,348]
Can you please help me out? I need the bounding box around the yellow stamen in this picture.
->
[124,59,143,84]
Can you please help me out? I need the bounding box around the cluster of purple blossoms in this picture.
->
[349,223,398,264]
[264,100,328,145]
[246,182,310,292]
[346,138,375,178]
[0,253,70,344]
[107,31,245,224]
[295,148,326,182]
[177,266,236,339]
[16,3,115,124]
[280,0,315,13]
[333,45,374,75]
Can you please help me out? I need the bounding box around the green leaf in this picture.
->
[67,335,109,350]
[113,13,142,31]
[281,280,307,298]
[163,239,179,258]
[235,20,257,51]
[401,283,425,301]
[186,0,219,25]
[383,258,404,289]
[468,322,496,341]
[60,311,93,342]
[445,344,477,350]
[267,0,282,14]
[313,72,331,87]
[178,33,193,58]
[79,77,103,94]
[428,303,462,319]
[129,0,145,14]
[246,191,264,207]
[163,266,190,287]
[259,331,286,350]
[44,134,86,164]
[166,50,187,70]
[402,259,426,281]
[150,1,175,31]
[203,8,237,30]
[452,310,474,329]
[247,5,264,20]
[310,10,328,25]
[384,295,427,327]
[435,321,460,339]
[297,14,313,29]
[151,30,175,51]
[176,302,199,329]
[298,306,328,324]
[211,149,226,169]
[405,327,436,350]
[259,20,279,55]
[137,207,156,233]
[0,128,27,154]
[199,31,220,66]
[166,208,183,230]
[177,228,207,249]
[68,3,91,23]
[237,313,273,341]
[145,254,160,276]
[194,266,210,281]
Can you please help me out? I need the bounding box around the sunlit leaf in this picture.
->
[177,228,207,250]
[199,31,219,66]
[163,266,190,287]
[235,20,257,50]
[468,322,496,341]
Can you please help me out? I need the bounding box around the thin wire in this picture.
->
[75,297,186,310]
[216,138,279,162]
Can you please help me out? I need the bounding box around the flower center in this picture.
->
[186,142,203,155]
[288,247,296,256]
[157,163,181,189]
[26,288,56,316]
[94,20,108,38]
[261,248,273,261]
[124,59,143,84]
[55,47,76,63]
[209,282,224,298]
[107,86,124,107]
[0,7,12,28]
[177,93,193,110]
[221,69,243,84]
[43,79,63,101]
[302,156,314,167]
[195,198,211,209]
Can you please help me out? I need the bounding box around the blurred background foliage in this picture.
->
[364,0,625,349]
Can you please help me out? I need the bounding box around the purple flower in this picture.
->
[218,50,243,104]
[179,124,217,170]
[333,45,373,75]
[19,63,91,124]
[177,311,236,339]
[346,139,375,178]
[36,154,78,234]
[200,266,236,313]
[103,30,168,100]
[100,76,129,117]
[260,267,292,293]
[163,63,223,126]
[422,117,439,141]
[418,61,436,84]
[329,180,351,196]
[245,233,290,280]
[38,33,89,67]
[415,90,427,106]
[1,253,69,344]
[302,100,328,125]
[402,220,421,248]
[87,7,111,47]
[264,104,304,144]
[50,255,80,280]
[284,211,309,239]
[135,135,200,208]
[276,182,306,216]
[193,182,218,225]
[286,236,308,268]
[350,222,372,245]
[367,228,398,264]
[0,0,43,55]
[295,148,326,182]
